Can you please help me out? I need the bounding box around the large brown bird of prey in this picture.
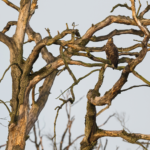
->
[105,38,118,69]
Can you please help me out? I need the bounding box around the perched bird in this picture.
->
[105,38,118,69]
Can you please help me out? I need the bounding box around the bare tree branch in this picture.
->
[0,144,6,149]
[120,84,149,93]
[136,0,142,16]
[132,70,150,85]
[13,0,31,50]
[90,29,144,42]
[98,113,115,127]
[0,32,13,48]
[139,5,150,18]
[2,21,17,34]
[2,0,19,11]
[60,127,68,150]
[63,135,85,150]
[104,139,108,150]
[78,15,150,45]
[110,3,131,13]
[131,0,149,36]
[94,129,150,143]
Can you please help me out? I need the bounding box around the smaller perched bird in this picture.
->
[105,38,118,69]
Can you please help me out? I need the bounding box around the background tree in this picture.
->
[0,0,150,150]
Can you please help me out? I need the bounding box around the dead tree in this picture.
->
[32,91,113,150]
[0,0,150,150]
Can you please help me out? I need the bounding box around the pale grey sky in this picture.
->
[0,0,150,150]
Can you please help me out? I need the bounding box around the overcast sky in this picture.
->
[0,0,150,150]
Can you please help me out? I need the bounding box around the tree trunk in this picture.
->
[6,105,28,150]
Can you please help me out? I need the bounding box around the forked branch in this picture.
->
[139,5,150,18]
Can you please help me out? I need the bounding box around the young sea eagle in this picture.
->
[105,38,118,69]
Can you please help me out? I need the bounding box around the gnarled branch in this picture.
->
[94,129,150,144]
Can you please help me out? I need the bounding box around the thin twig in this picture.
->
[45,28,52,37]
[136,0,141,16]
[53,99,72,150]
[104,139,108,150]
[57,67,66,76]
[56,69,100,99]
[96,105,110,117]
[98,113,115,127]
[2,0,19,11]
[0,63,22,83]
[63,134,84,150]
[71,96,84,107]
[120,85,149,93]
[60,127,68,150]
[0,144,6,148]
[0,100,11,115]
[115,112,131,133]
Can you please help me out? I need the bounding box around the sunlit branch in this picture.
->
[139,5,150,18]
[2,0,20,11]
[136,0,141,16]
[24,29,80,76]
[98,113,115,127]
[30,0,38,15]
[131,0,149,36]
[0,32,13,47]
[2,21,17,34]
[94,129,150,143]
[96,105,110,117]
[26,24,55,64]
[32,85,36,105]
